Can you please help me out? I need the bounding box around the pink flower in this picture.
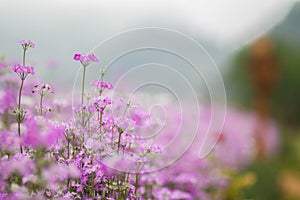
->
[19,39,35,48]
[80,55,89,65]
[105,117,115,125]
[0,154,35,180]
[42,163,80,190]
[106,82,113,89]
[100,81,107,88]
[13,64,34,80]
[88,53,99,62]
[91,80,113,90]
[87,105,96,113]
[32,83,54,95]
[19,40,26,45]
[73,52,99,67]
[23,117,64,148]
[73,53,81,61]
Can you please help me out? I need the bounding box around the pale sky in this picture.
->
[0,0,297,83]
[0,0,295,46]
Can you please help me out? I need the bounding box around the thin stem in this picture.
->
[126,172,130,183]
[81,66,86,105]
[23,48,26,66]
[67,178,70,190]
[67,139,70,159]
[99,70,104,96]
[18,47,26,154]
[18,79,24,112]
[91,173,95,197]
[117,131,123,153]
[81,66,87,129]
[39,94,44,115]
[72,134,75,157]
[99,111,103,134]
[17,125,23,153]
[135,173,139,194]
[17,79,24,154]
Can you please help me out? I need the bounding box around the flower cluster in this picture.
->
[73,53,99,66]
[32,83,54,95]
[19,39,35,49]
[91,80,113,89]
[0,40,280,199]
[13,64,34,80]
[141,144,162,154]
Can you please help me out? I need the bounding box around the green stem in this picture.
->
[99,111,103,134]
[126,172,130,183]
[72,134,75,157]
[17,79,24,154]
[99,70,104,96]
[39,94,43,115]
[23,49,26,66]
[81,66,87,128]
[18,79,24,115]
[67,139,70,159]
[17,48,27,154]
[81,66,86,105]
[18,80,24,112]
[117,132,122,153]
[91,173,95,197]
[135,173,139,194]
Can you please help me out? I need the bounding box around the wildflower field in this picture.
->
[0,40,279,200]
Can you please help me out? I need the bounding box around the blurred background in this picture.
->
[1,0,300,199]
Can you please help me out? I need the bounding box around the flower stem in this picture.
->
[81,66,87,105]
[39,94,44,115]
[135,173,139,194]
[99,70,104,96]
[17,47,26,154]
[99,111,103,134]
[67,139,70,159]
[18,79,24,153]
[81,66,87,128]
[18,79,24,113]
[117,130,123,153]
[23,48,26,66]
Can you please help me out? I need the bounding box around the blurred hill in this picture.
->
[226,2,300,127]
[271,2,300,44]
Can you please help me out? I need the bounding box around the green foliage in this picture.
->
[225,39,300,127]
[271,39,300,126]
[225,3,300,127]
[240,159,281,200]
[225,47,252,108]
